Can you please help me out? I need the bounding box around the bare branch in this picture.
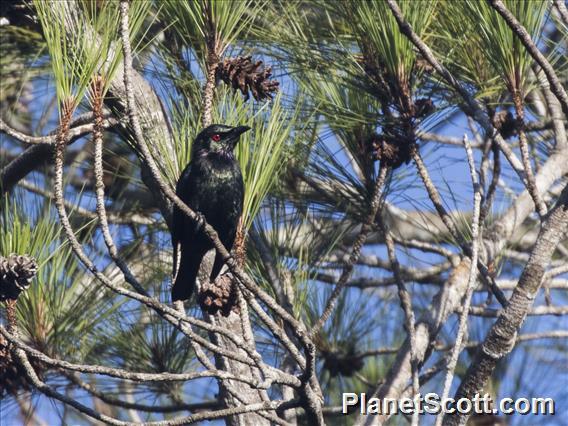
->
[466,305,568,317]
[0,326,289,388]
[445,183,568,425]
[553,0,568,26]
[358,330,568,359]
[438,136,482,425]
[310,165,389,336]
[1,114,118,194]
[91,77,146,294]
[0,114,116,145]
[11,343,295,426]
[377,215,419,426]
[18,179,156,225]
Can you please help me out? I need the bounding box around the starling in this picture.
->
[171,124,250,302]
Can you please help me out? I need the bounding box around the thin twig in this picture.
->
[479,143,500,224]
[202,1,220,128]
[357,330,568,359]
[392,236,455,260]
[546,263,568,279]
[0,115,117,145]
[466,305,568,317]
[310,165,389,337]
[377,217,419,426]
[90,77,147,295]
[412,150,460,240]
[417,121,553,147]
[536,66,568,151]
[437,136,483,426]
[64,370,218,414]
[512,90,547,217]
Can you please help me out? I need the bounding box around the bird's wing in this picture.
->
[171,204,181,280]
[171,162,193,279]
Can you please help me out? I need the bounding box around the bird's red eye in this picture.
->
[212,134,221,142]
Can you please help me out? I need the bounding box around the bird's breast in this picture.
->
[185,160,243,234]
[197,161,242,191]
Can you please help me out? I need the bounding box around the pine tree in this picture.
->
[1,1,567,424]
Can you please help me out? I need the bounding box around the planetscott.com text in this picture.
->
[342,392,555,416]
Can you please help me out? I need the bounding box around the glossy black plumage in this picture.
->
[171,124,249,301]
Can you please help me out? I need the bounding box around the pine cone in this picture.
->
[197,274,238,317]
[368,133,414,169]
[414,56,435,74]
[414,97,435,119]
[216,56,279,101]
[492,110,517,139]
[0,254,38,301]
[321,345,364,377]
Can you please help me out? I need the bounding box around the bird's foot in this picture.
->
[195,212,207,232]
[173,300,186,314]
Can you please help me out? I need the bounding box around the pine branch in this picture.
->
[488,0,568,117]
[310,165,389,336]
[438,136,482,425]
[445,183,568,425]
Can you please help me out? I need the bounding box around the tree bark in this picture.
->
[443,183,568,426]
[209,311,271,426]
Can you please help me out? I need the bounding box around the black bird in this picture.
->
[171,124,250,301]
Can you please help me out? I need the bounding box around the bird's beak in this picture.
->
[228,126,251,147]
[231,126,251,138]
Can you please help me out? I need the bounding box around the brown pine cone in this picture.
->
[216,55,279,101]
[197,274,238,317]
[0,254,38,301]
[368,133,414,169]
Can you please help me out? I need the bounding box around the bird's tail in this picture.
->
[171,254,198,302]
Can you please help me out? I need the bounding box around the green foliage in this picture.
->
[231,92,303,232]
[437,0,547,98]
[1,198,61,270]
[34,0,151,112]
[298,69,381,129]
[161,0,263,59]
[167,88,303,234]
[463,0,546,93]
[351,0,437,82]
[1,197,120,358]
[2,0,565,421]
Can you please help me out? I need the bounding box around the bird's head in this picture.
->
[192,124,250,160]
